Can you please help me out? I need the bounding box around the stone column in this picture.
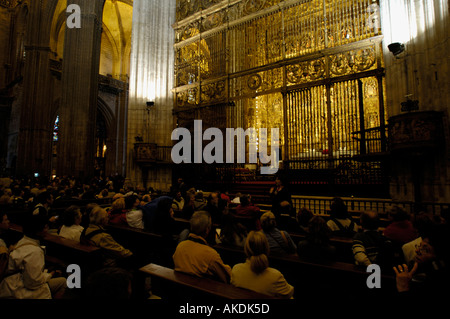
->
[126,0,176,191]
[57,0,105,180]
[15,0,55,178]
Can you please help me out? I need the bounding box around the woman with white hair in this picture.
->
[260,212,297,256]
[82,206,133,267]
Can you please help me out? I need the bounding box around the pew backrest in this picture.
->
[139,263,277,299]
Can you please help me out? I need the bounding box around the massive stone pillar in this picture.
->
[126,0,176,191]
[57,0,105,180]
[15,0,56,178]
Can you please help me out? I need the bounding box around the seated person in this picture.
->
[58,205,84,242]
[326,197,359,237]
[297,216,336,261]
[141,195,173,231]
[0,211,10,248]
[124,195,144,229]
[352,211,393,267]
[260,212,297,256]
[171,191,185,213]
[172,211,231,283]
[0,215,67,299]
[140,194,152,206]
[205,192,222,224]
[275,201,299,232]
[179,193,195,219]
[108,197,127,226]
[296,207,314,234]
[0,211,21,248]
[215,212,248,247]
[231,192,242,204]
[231,231,294,298]
[82,206,133,268]
[235,195,261,217]
[234,194,261,230]
[153,197,178,238]
[402,212,437,267]
[383,205,418,246]
[193,192,207,211]
[31,191,57,224]
[393,224,450,297]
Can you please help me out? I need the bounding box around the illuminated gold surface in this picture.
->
[174,0,386,163]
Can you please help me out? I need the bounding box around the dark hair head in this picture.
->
[125,195,139,209]
[413,212,436,237]
[22,214,48,237]
[62,205,81,227]
[240,195,250,206]
[276,175,289,186]
[154,197,175,233]
[36,191,52,205]
[297,208,313,227]
[307,216,331,245]
[330,198,348,219]
[86,267,133,299]
[360,211,379,230]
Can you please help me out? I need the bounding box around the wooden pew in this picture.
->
[8,223,102,272]
[104,224,174,267]
[288,232,355,263]
[213,243,396,299]
[139,263,277,300]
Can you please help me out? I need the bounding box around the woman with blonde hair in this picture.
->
[108,197,127,226]
[230,231,294,298]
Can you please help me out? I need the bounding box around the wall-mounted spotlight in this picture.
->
[146,101,154,107]
[388,42,405,56]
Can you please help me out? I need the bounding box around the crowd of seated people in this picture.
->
[0,174,449,301]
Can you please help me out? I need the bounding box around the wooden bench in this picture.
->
[139,263,277,300]
[213,243,396,299]
[104,224,174,267]
[8,223,102,272]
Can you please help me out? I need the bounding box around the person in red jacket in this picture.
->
[383,205,418,246]
[235,195,262,230]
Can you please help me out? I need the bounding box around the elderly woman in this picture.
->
[82,206,133,267]
[231,231,294,298]
[260,212,297,256]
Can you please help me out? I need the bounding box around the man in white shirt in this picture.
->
[0,215,66,299]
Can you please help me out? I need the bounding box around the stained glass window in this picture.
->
[53,116,59,142]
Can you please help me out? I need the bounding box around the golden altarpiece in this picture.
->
[172,0,388,194]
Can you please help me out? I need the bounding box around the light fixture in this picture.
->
[388,42,405,56]
[146,101,154,107]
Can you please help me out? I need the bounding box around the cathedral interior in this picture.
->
[0,0,449,206]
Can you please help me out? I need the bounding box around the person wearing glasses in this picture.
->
[393,223,449,298]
